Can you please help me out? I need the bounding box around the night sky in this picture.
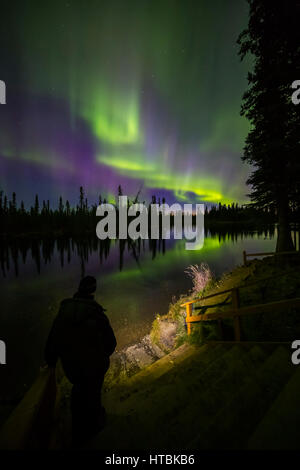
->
[0,0,251,208]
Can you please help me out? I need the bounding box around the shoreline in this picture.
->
[0,221,281,240]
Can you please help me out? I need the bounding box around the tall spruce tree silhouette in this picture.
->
[238,1,300,252]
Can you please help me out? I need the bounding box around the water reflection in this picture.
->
[0,225,276,279]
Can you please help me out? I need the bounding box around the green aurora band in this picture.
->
[0,0,252,206]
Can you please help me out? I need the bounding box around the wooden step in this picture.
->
[190,345,294,449]
[247,365,300,449]
[0,368,57,450]
[89,344,253,449]
[161,344,269,449]
[103,343,227,407]
[103,344,232,416]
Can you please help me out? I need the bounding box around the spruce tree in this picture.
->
[238,1,300,251]
[34,194,39,215]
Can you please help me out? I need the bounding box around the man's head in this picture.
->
[78,276,97,295]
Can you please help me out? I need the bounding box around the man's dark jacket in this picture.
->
[45,295,117,383]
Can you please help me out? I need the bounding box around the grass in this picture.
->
[149,314,162,348]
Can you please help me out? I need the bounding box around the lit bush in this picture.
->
[185,262,213,296]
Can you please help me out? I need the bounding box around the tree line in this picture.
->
[0,185,284,236]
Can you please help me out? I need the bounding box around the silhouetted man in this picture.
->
[45,276,117,446]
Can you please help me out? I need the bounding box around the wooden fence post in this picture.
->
[232,288,241,342]
[186,304,192,335]
[218,318,224,340]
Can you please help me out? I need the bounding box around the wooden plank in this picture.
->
[188,314,212,323]
[186,297,300,323]
[246,252,275,257]
[0,368,57,450]
[246,250,300,258]
[233,297,300,318]
[238,268,299,290]
[180,300,195,307]
[186,303,192,335]
[231,288,240,309]
[181,287,235,307]
[273,251,300,256]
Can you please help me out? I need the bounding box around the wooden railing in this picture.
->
[181,255,300,342]
[181,292,300,341]
[181,287,242,340]
[243,249,300,266]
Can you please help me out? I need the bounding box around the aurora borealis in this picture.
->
[0,0,251,207]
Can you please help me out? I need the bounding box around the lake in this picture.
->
[0,226,280,404]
